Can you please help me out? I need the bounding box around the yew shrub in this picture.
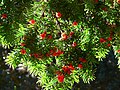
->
[0,0,120,90]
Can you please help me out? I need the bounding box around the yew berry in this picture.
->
[57,74,64,83]
[46,53,50,57]
[56,12,62,18]
[66,69,71,75]
[1,14,7,19]
[62,66,71,75]
[107,37,112,41]
[52,52,58,57]
[20,43,26,46]
[94,0,99,3]
[62,66,67,72]
[117,0,120,4]
[72,21,78,26]
[47,35,52,39]
[68,64,75,71]
[21,49,26,54]
[107,43,111,47]
[50,50,54,54]
[78,64,83,69]
[61,33,68,40]
[117,50,120,53]
[102,7,107,11]
[100,38,106,43]
[69,32,74,37]
[33,53,39,58]
[52,50,63,57]
[29,19,35,24]
[40,31,47,39]
[59,50,63,53]
[79,58,87,63]
[56,50,64,56]
[72,42,77,47]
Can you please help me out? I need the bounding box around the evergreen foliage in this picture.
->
[0,0,120,89]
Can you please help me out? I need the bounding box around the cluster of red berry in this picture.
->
[56,58,87,83]
[46,48,64,57]
[20,12,78,55]
[99,37,112,47]
[99,31,113,47]
[17,1,120,83]
[20,43,64,59]
[40,31,52,40]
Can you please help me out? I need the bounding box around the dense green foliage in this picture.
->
[0,0,120,90]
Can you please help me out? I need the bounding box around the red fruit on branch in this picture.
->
[107,37,112,41]
[79,58,87,63]
[61,33,68,40]
[1,14,7,19]
[117,0,120,4]
[94,0,99,3]
[62,66,71,75]
[56,12,62,18]
[102,7,107,11]
[47,35,52,39]
[57,75,64,83]
[29,19,35,24]
[72,42,77,47]
[68,64,75,71]
[21,49,26,54]
[100,38,106,43]
[33,53,39,58]
[46,53,50,57]
[40,31,47,39]
[72,21,78,26]
[78,64,83,69]
[66,69,71,75]
[117,50,120,53]
[49,49,54,55]
[56,50,64,56]
[107,43,111,47]
[52,52,58,56]
[62,66,67,72]
[20,43,26,46]
[52,50,64,57]
[69,32,74,37]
